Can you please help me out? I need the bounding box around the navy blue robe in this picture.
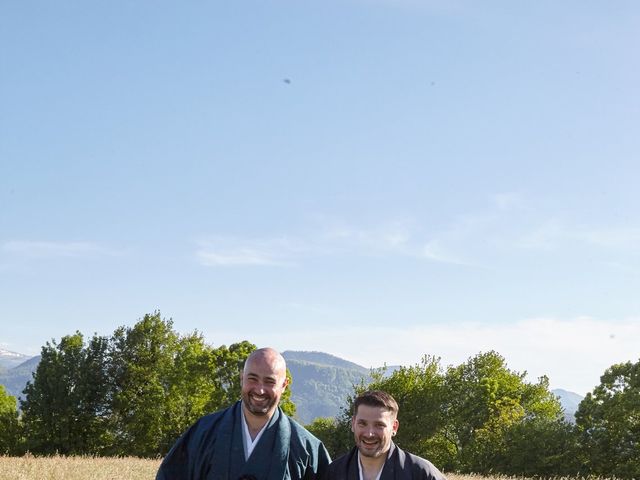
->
[325,444,446,480]
[157,401,330,480]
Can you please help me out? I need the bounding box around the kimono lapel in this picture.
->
[244,408,292,480]
[209,402,245,480]
[380,444,410,480]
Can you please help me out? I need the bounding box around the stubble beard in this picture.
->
[243,393,276,416]
[357,437,387,458]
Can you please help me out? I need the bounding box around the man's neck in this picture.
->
[242,402,275,440]
[358,451,387,480]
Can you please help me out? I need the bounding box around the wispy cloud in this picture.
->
[518,222,640,252]
[2,240,121,258]
[196,248,290,267]
[579,227,640,248]
[195,192,640,269]
[421,239,472,265]
[196,219,464,268]
[196,213,495,269]
[195,237,301,267]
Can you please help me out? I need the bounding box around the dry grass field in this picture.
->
[0,456,579,480]
[0,455,161,480]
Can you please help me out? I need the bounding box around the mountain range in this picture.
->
[0,348,583,423]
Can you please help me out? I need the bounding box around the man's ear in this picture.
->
[392,418,399,435]
[351,416,356,433]
[282,376,290,389]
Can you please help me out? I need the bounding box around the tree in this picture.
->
[362,357,449,467]
[0,385,21,454]
[497,417,581,476]
[306,416,352,459]
[575,359,640,479]
[108,312,180,456]
[21,332,110,455]
[443,351,563,473]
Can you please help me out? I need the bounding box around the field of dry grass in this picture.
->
[0,455,161,480]
[0,456,571,480]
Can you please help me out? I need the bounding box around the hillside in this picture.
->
[282,351,371,424]
[0,355,40,400]
[552,388,584,423]
[0,348,32,370]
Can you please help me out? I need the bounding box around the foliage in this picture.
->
[306,416,352,458]
[575,359,640,479]
[0,385,21,455]
[338,351,572,476]
[496,417,581,476]
[21,332,111,455]
[443,351,563,473]
[18,312,268,457]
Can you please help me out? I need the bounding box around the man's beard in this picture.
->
[357,437,387,458]
[243,392,276,416]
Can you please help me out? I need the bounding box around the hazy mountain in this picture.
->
[283,351,372,424]
[0,348,32,370]
[0,355,40,400]
[283,351,370,373]
[552,388,584,423]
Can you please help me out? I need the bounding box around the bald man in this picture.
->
[157,348,330,480]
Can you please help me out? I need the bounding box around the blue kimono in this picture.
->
[157,401,330,480]
[325,444,446,480]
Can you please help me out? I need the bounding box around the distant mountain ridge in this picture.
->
[0,355,40,400]
[282,351,372,424]
[552,388,584,423]
[282,351,369,373]
[0,348,32,370]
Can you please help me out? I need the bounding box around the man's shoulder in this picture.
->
[286,415,325,447]
[397,447,446,480]
[326,448,355,471]
[187,404,233,433]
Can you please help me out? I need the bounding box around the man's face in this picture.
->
[241,353,288,418]
[351,404,399,459]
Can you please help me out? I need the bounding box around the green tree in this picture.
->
[108,312,180,456]
[0,385,21,454]
[162,332,219,452]
[363,357,449,467]
[575,359,640,479]
[21,332,110,455]
[498,417,581,476]
[443,351,563,473]
[207,340,256,410]
[306,416,352,458]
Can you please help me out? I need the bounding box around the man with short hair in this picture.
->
[326,390,446,480]
[157,347,330,480]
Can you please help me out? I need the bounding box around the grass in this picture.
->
[0,456,597,480]
[0,455,161,480]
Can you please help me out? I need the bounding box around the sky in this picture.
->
[1,1,639,396]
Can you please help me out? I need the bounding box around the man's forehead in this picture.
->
[244,356,285,376]
[354,404,395,420]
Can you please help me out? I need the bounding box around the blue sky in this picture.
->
[1,1,639,395]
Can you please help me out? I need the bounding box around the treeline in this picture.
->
[307,353,640,479]
[0,312,638,479]
[0,312,293,457]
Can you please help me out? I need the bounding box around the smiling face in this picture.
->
[240,348,288,418]
[351,404,399,458]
